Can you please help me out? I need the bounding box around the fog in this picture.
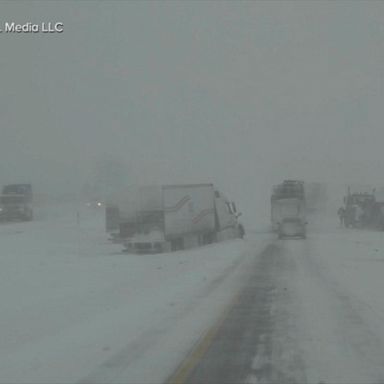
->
[1,1,384,223]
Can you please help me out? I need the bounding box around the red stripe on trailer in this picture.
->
[192,208,215,224]
[164,196,191,212]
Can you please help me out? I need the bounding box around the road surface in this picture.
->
[168,230,384,384]
[3,207,384,383]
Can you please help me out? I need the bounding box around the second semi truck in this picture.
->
[271,180,306,239]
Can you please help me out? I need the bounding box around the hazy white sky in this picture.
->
[1,1,384,218]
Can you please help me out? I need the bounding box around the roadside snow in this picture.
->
[275,213,384,383]
[0,204,269,384]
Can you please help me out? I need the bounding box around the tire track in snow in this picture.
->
[77,249,250,384]
[177,243,307,384]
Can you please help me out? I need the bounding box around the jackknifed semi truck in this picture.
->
[106,183,244,253]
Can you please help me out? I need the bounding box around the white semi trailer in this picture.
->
[105,185,162,243]
[271,180,306,238]
[108,184,243,253]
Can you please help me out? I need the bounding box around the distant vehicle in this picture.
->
[0,184,33,222]
[86,200,104,208]
[271,180,306,235]
[343,188,382,229]
[108,184,244,253]
[278,217,306,239]
[275,197,306,239]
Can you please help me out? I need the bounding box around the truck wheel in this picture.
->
[202,232,216,245]
[171,238,184,251]
[238,224,245,239]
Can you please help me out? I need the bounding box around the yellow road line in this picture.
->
[167,292,241,384]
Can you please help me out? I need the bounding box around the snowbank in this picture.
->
[0,205,270,383]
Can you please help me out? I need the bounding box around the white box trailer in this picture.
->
[273,197,306,238]
[163,183,216,237]
[271,180,305,231]
[272,198,306,222]
[120,183,243,253]
[105,185,162,241]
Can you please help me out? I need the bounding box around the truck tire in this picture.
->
[171,238,184,251]
[238,224,245,239]
[202,232,216,245]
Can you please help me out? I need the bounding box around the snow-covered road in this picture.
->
[0,205,267,383]
[292,222,384,383]
[2,207,384,383]
[173,216,384,384]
